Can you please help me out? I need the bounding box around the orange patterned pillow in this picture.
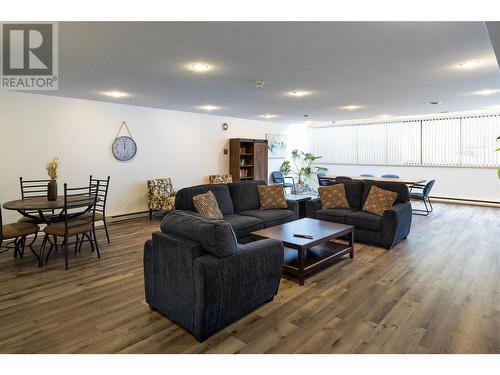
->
[192,191,223,219]
[318,184,350,209]
[258,185,287,209]
[362,186,398,216]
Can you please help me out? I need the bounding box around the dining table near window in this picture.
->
[326,175,427,185]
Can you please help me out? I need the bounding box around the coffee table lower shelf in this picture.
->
[283,241,353,284]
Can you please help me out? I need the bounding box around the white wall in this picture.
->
[314,163,500,202]
[0,91,303,223]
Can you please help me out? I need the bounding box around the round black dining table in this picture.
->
[2,195,100,224]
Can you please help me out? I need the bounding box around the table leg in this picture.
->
[349,230,354,259]
[298,248,305,286]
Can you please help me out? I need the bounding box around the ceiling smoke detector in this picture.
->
[254,80,265,89]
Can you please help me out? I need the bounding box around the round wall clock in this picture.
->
[112,136,137,161]
[112,121,137,161]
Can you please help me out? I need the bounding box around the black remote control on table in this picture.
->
[293,233,313,239]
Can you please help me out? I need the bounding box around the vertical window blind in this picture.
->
[309,115,500,167]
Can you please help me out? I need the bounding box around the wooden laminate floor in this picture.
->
[0,203,499,354]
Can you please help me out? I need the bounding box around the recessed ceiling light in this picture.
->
[259,114,278,119]
[456,60,482,70]
[427,101,443,105]
[198,105,220,111]
[288,90,312,97]
[187,62,214,73]
[471,88,500,96]
[376,114,392,118]
[102,90,130,98]
[340,105,364,111]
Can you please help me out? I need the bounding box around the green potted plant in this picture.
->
[280,149,327,192]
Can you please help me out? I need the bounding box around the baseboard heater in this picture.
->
[430,196,500,208]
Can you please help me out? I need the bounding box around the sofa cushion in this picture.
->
[160,210,237,258]
[316,208,358,224]
[192,191,223,219]
[327,180,364,209]
[362,180,410,206]
[362,186,398,216]
[238,209,295,228]
[318,184,350,209]
[228,180,265,212]
[223,214,263,238]
[175,184,234,215]
[257,185,287,209]
[346,210,383,231]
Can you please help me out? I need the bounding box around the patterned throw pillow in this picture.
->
[362,186,398,216]
[258,185,288,209]
[318,184,350,209]
[192,191,223,219]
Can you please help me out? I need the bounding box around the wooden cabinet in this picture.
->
[229,138,268,182]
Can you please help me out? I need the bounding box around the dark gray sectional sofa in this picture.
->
[144,210,284,342]
[174,180,299,242]
[306,180,412,249]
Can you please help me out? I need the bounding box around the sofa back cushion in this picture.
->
[175,183,234,215]
[361,180,410,206]
[228,180,265,213]
[326,180,364,209]
[160,210,237,258]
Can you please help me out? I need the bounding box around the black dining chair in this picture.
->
[317,172,331,186]
[381,174,400,178]
[1,205,40,260]
[81,175,111,243]
[335,176,353,182]
[271,171,296,194]
[17,177,57,224]
[41,182,100,270]
[410,180,435,216]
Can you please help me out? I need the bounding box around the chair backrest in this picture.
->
[360,173,375,177]
[19,177,51,199]
[89,175,110,215]
[423,179,436,197]
[335,176,353,182]
[271,171,284,184]
[208,175,232,184]
[381,174,400,178]
[317,172,330,186]
[63,182,99,231]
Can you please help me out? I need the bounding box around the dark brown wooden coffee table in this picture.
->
[251,218,354,285]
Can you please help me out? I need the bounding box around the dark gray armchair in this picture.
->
[144,210,284,342]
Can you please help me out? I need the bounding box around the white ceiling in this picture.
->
[37,22,500,123]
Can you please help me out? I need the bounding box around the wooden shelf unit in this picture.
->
[229,138,268,182]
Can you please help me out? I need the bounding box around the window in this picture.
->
[309,115,500,167]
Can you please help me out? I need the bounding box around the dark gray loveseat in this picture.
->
[174,180,298,242]
[144,210,284,341]
[306,180,412,249]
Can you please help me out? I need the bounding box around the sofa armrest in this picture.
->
[305,198,322,218]
[382,202,412,249]
[192,238,283,341]
[286,199,299,219]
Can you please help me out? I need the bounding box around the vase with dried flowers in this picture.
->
[46,157,59,201]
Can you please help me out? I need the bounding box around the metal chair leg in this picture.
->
[91,230,101,259]
[39,234,49,267]
[64,234,69,270]
[103,219,110,244]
